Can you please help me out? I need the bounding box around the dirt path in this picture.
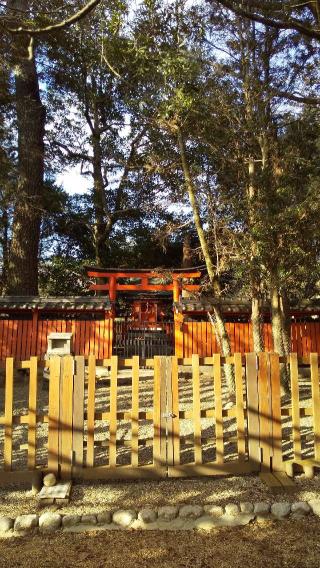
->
[1,518,320,568]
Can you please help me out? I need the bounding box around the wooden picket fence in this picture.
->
[0,353,320,484]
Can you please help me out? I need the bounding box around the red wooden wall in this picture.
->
[182,321,320,358]
[0,318,112,360]
[0,317,319,360]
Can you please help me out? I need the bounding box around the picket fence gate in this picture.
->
[0,353,320,483]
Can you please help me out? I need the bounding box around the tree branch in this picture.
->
[5,0,101,35]
[274,90,320,104]
[210,0,320,40]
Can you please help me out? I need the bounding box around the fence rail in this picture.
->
[0,353,319,483]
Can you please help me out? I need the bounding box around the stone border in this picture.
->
[0,500,319,535]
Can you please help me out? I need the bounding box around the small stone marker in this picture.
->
[43,473,57,487]
[38,480,72,504]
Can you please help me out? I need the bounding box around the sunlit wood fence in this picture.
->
[0,353,319,483]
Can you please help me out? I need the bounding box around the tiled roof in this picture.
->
[0,296,111,310]
[175,297,320,313]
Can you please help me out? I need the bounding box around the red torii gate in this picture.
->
[86,267,201,356]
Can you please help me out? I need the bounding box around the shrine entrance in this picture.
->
[113,320,174,358]
[86,267,201,357]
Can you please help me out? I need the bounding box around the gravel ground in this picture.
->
[1,518,320,568]
[0,473,320,517]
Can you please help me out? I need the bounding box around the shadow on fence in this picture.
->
[0,352,319,484]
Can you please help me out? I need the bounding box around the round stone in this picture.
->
[179,505,203,519]
[113,510,136,528]
[240,502,254,514]
[224,503,239,517]
[308,500,320,517]
[97,511,112,525]
[14,514,39,532]
[81,514,97,525]
[62,515,81,527]
[157,506,179,522]
[138,509,157,524]
[203,505,224,518]
[0,517,14,533]
[39,512,61,532]
[291,502,310,516]
[271,502,291,518]
[43,473,57,487]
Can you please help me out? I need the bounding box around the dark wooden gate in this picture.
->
[113,321,174,358]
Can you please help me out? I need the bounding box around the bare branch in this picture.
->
[5,0,101,35]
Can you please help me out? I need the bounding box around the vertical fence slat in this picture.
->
[86,354,96,468]
[269,353,282,471]
[171,356,180,466]
[192,354,202,466]
[159,358,167,467]
[4,358,14,470]
[214,354,224,463]
[234,353,246,461]
[310,353,320,461]
[153,356,162,467]
[48,356,61,474]
[290,352,302,461]
[109,355,118,468]
[73,356,85,475]
[27,357,38,470]
[258,352,272,471]
[131,356,139,467]
[246,353,260,468]
[166,357,174,467]
[60,356,74,479]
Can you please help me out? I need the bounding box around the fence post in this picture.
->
[246,353,260,470]
[72,356,85,476]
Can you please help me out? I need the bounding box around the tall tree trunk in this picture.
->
[270,278,290,391]
[92,132,112,266]
[177,126,234,393]
[280,290,291,356]
[247,158,265,352]
[91,92,111,267]
[182,232,193,298]
[251,291,264,352]
[6,0,45,295]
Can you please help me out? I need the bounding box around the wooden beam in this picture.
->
[90,284,200,292]
[87,270,201,279]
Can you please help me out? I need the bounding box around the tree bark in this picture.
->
[6,0,45,295]
[270,279,290,390]
[177,126,234,393]
[91,129,111,266]
[251,293,264,352]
